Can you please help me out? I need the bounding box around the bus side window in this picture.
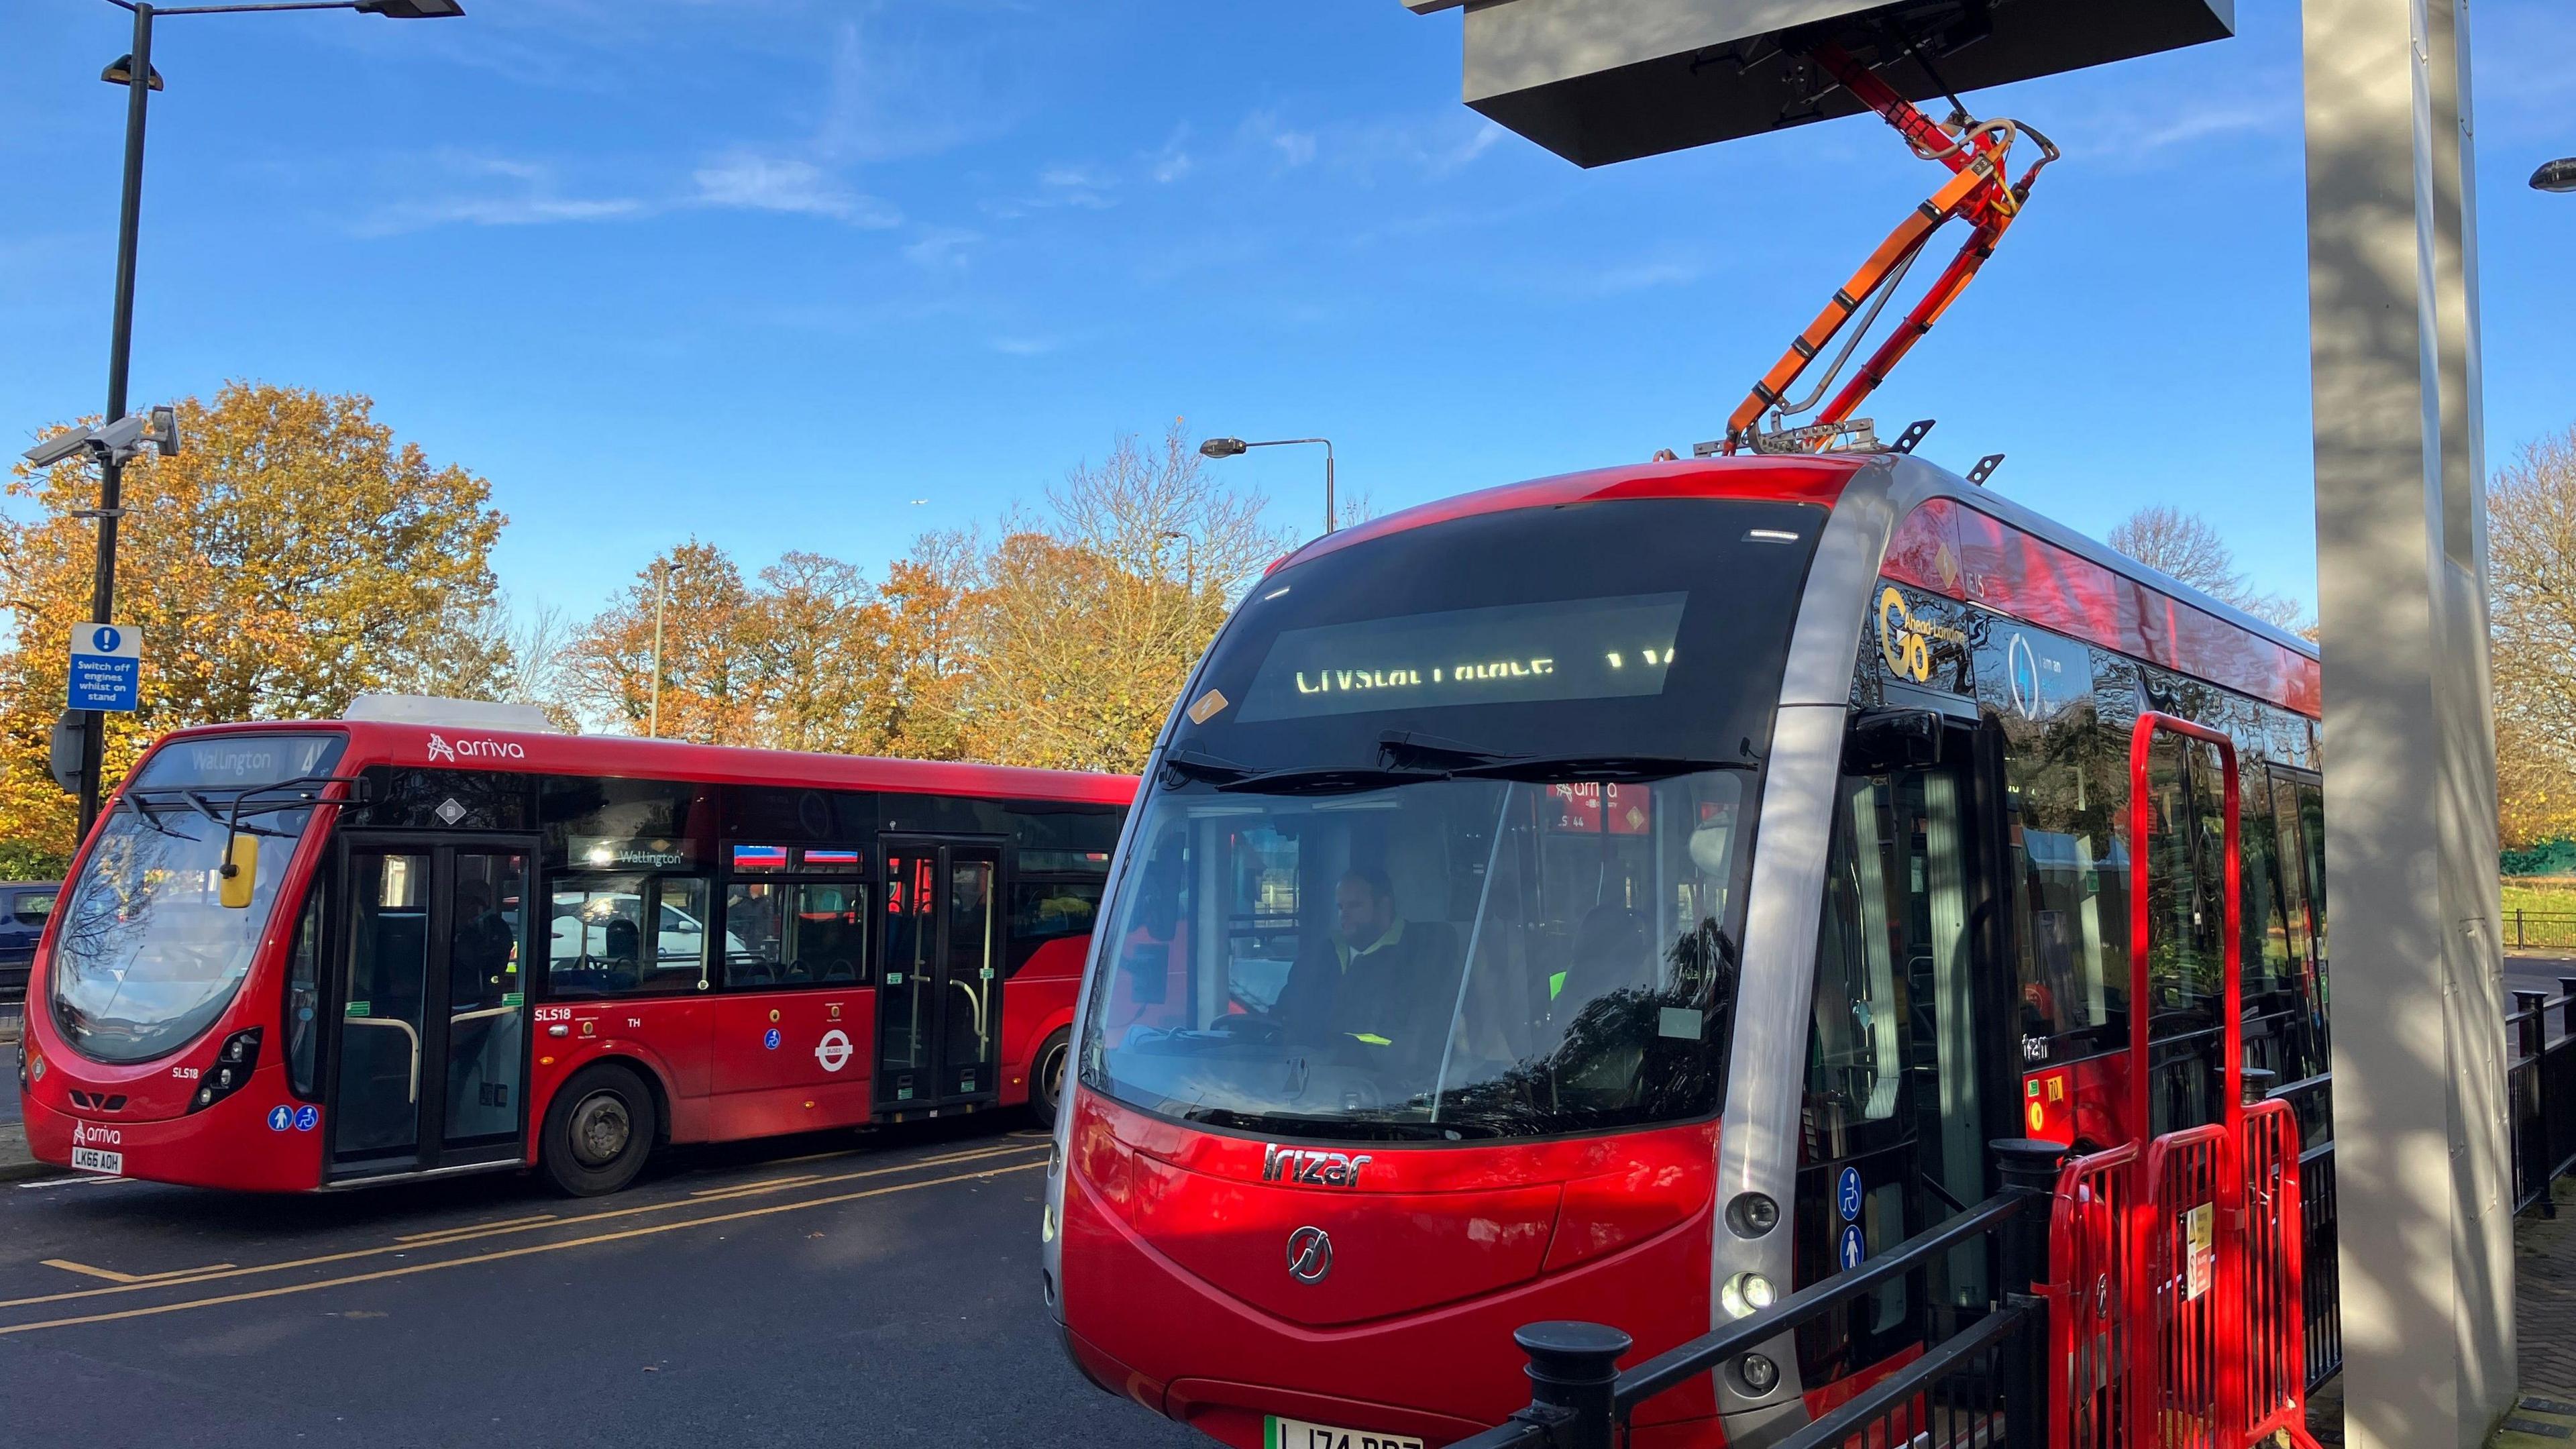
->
[286,881,327,1099]
[1808,775,1907,1148]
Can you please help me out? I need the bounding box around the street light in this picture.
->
[1198,435,1338,535]
[1155,529,1196,594]
[62,0,463,837]
[2534,158,2576,194]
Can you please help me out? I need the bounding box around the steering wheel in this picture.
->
[1205,1012,1284,1048]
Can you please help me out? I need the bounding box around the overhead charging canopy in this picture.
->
[1406,0,2236,167]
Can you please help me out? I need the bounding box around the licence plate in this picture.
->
[1266,1416,1424,1449]
[70,1146,122,1175]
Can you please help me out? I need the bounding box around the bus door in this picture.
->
[875,838,1004,1111]
[1796,711,2006,1385]
[329,838,536,1179]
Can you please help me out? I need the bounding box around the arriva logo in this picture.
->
[71,1122,122,1147]
[425,732,524,765]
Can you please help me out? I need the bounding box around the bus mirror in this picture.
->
[1843,708,1943,772]
[219,835,259,909]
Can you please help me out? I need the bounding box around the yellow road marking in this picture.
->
[395,1215,557,1244]
[41,1259,236,1284]
[0,1141,1042,1312]
[688,1173,821,1198]
[0,1160,1044,1337]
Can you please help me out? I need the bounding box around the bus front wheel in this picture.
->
[1030,1028,1071,1126]
[541,1063,657,1196]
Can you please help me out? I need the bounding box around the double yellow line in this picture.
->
[0,1141,1046,1336]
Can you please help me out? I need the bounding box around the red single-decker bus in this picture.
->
[17,707,1133,1194]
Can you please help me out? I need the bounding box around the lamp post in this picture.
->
[1198,435,1337,535]
[1155,529,1195,594]
[2536,157,2576,193]
[68,0,465,841]
[648,559,668,739]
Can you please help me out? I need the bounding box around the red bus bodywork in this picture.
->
[1049,455,2329,1446]
[19,720,1133,1193]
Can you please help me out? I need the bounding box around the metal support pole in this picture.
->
[1324,444,1336,534]
[1990,1138,2064,1447]
[2302,0,2514,1443]
[1511,1321,1628,1449]
[647,559,667,739]
[78,1,155,841]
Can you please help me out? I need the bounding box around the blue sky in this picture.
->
[4,0,2572,627]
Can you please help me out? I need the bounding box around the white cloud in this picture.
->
[818,16,1019,164]
[904,225,981,271]
[356,154,643,236]
[989,335,1060,356]
[691,152,901,227]
[1148,125,1194,183]
[1240,111,1318,170]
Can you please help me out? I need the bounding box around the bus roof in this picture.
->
[1266,453,2320,715]
[138,719,1138,808]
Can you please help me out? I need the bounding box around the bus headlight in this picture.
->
[186,1028,263,1114]
[1726,1191,1779,1238]
[1720,1271,1776,1319]
[1735,1353,1779,1395]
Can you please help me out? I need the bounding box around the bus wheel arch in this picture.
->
[540,1060,660,1196]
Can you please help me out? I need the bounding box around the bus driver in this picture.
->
[1272,867,1457,1063]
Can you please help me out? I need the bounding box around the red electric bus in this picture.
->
[1045,453,2332,1447]
[17,705,1132,1195]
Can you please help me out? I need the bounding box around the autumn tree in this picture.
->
[962,421,1292,771]
[557,420,1285,773]
[0,382,507,865]
[561,543,762,745]
[2489,427,2576,848]
[2105,504,2308,631]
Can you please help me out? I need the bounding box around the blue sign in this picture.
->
[293,1105,319,1132]
[266,1105,294,1132]
[1837,1167,1864,1222]
[67,622,142,712]
[1839,1224,1868,1271]
[763,1028,782,1051]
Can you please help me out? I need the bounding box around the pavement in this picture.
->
[0,1118,1200,1449]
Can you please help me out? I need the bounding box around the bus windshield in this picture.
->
[1078,498,1821,1141]
[1085,770,1750,1141]
[50,733,345,1064]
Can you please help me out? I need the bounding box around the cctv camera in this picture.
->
[92,415,148,462]
[21,430,94,469]
[148,405,181,459]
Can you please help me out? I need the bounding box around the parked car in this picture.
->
[0,879,60,1006]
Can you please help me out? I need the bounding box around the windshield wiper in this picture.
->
[183,790,290,839]
[1216,763,1450,796]
[117,792,187,840]
[1450,753,1753,784]
[1377,730,1507,770]
[1158,747,1255,786]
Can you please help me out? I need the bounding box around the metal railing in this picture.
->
[1448,1140,2067,1449]
[2508,979,2576,1215]
[2509,910,2576,950]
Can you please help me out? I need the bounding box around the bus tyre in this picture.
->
[542,1063,656,1197]
[1030,1028,1072,1126]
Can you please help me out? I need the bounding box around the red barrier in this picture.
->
[2143,1124,2229,1449]
[2049,1144,2138,1449]
[2239,1100,2314,1445]
[2051,1107,2324,1449]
